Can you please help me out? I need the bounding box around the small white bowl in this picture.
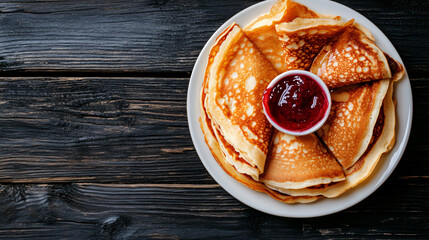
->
[262,70,331,136]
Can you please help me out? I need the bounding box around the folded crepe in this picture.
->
[199,0,403,203]
[244,0,318,73]
[310,26,392,89]
[200,23,319,203]
[203,23,278,180]
[261,132,345,191]
[269,80,395,197]
[275,18,352,71]
[317,79,390,170]
[201,87,320,203]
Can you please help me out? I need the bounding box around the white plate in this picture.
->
[187,0,412,218]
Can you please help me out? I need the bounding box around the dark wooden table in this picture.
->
[0,0,428,239]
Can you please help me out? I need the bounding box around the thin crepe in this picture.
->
[275,18,352,71]
[200,25,319,203]
[310,27,391,89]
[261,132,345,190]
[200,90,320,203]
[264,80,395,197]
[204,23,278,180]
[317,79,390,170]
[244,0,319,73]
[199,0,403,204]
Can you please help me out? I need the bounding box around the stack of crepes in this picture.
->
[200,0,404,203]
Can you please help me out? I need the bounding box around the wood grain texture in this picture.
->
[0,180,427,239]
[0,76,427,183]
[0,77,212,183]
[0,0,427,74]
[0,0,427,238]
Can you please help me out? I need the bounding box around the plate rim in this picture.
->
[187,0,413,218]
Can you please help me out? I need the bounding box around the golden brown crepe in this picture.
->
[199,0,403,204]
[310,27,391,89]
[200,87,320,203]
[200,24,320,203]
[271,81,395,197]
[261,132,345,190]
[317,79,390,170]
[204,23,278,180]
[275,18,352,71]
[244,0,319,73]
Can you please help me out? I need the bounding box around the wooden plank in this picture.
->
[0,180,427,239]
[0,76,211,183]
[0,0,427,74]
[0,76,427,183]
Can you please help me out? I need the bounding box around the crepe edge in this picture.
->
[265,79,395,197]
[205,23,268,175]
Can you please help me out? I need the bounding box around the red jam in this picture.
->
[263,74,328,132]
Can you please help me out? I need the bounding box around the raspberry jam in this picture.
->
[263,74,329,132]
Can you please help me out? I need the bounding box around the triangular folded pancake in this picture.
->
[270,0,319,23]
[200,91,319,203]
[204,23,278,180]
[270,80,395,197]
[199,0,402,203]
[310,27,391,89]
[317,79,390,170]
[200,26,319,203]
[261,132,345,190]
[244,0,318,73]
[275,18,352,71]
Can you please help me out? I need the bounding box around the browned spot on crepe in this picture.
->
[275,18,352,71]
[311,27,392,89]
[261,132,344,189]
[244,0,319,73]
[199,0,401,203]
[317,80,389,169]
[346,106,385,175]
